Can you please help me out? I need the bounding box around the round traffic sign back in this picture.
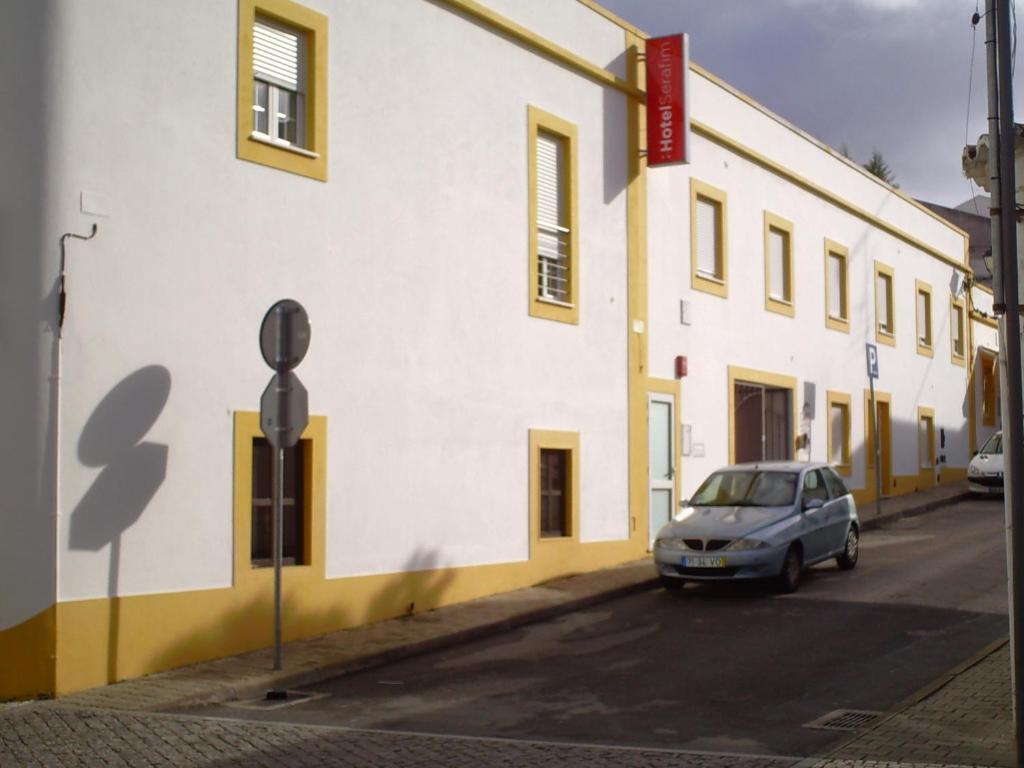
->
[260,299,311,372]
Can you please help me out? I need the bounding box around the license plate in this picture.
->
[682,555,725,568]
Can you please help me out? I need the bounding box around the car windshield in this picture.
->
[980,433,1003,455]
[690,470,798,507]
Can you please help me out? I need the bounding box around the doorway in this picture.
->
[866,392,893,496]
[649,392,676,547]
[733,381,792,463]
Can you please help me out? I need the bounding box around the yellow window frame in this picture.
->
[915,279,933,357]
[528,429,580,550]
[826,391,852,476]
[233,411,327,588]
[874,260,896,346]
[237,0,328,181]
[528,106,579,325]
[690,179,728,299]
[764,212,794,317]
[824,239,850,333]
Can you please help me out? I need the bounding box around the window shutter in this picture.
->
[254,19,300,91]
[696,197,719,277]
[828,253,843,318]
[536,132,569,301]
[917,291,928,343]
[877,275,890,329]
[769,229,786,300]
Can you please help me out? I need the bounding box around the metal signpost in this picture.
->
[866,344,882,521]
[258,300,311,677]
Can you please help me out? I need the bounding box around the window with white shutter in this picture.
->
[951,299,965,362]
[764,212,794,316]
[528,106,578,324]
[824,240,850,333]
[826,391,851,474]
[874,261,895,344]
[237,0,327,181]
[915,281,932,355]
[690,180,728,298]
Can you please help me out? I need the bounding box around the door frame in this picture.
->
[727,365,798,464]
[647,379,680,549]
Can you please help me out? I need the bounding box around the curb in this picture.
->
[147,575,662,711]
[859,489,972,532]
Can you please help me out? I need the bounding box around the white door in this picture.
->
[649,394,675,547]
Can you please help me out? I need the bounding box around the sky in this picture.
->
[598,0,1023,209]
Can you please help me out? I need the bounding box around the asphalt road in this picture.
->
[185,498,1009,758]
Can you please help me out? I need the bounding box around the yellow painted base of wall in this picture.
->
[0,607,55,700]
[851,468,967,516]
[1,538,645,700]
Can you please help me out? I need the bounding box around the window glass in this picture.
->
[691,470,797,507]
[769,228,788,300]
[823,467,850,499]
[696,197,720,277]
[952,305,964,356]
[828,253,846,319]
[830,404,846,464]
[536,131,569,303]
[802,470,829,504]
[251,437,305,566]
[917,290,931,345]
[877,273,892,331]
[540,448,569,537]
[981,432,1003,455]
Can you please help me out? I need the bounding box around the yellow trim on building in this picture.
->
[0,606,55,700]
[528,106,580,325]
[692,121,969,275]
[823,239,850,334]
[626,31,650,550]
[826,391,852,476]
[971,309,998,330]
[434,0,644,99]
[874,260,896,347]
[763,211,795,318]
[236,0,328,181]
[690,178,728,299]
[914,279,933,358]
[726,366,798,464]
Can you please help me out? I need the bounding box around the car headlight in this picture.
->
[725,538,768,551]
[655,537,688,550]
[968,464,980,477]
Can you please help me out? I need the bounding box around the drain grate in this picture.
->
[803,709,882,731]
[227,690,329,711]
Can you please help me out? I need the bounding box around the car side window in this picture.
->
[822,467,850,499]
[802,470,829,505]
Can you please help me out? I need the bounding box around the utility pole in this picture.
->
[985,1,1024,761]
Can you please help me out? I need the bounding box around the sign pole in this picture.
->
[272,444,284,671]
[870,376,882,520]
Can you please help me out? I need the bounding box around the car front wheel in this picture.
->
[836,526,859,570]
[776,545,802,594]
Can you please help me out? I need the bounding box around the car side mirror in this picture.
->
[802,497,825,512]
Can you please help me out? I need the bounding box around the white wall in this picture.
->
[41,0,631,601]
[0,0,60,630]
[648,69,970,498]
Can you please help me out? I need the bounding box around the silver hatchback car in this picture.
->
[653,461,860,593]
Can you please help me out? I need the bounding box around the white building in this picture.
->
[0,0,979,700]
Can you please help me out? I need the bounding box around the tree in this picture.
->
[864,150,899,188]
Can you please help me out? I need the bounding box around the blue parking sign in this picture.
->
[866,343,879,379]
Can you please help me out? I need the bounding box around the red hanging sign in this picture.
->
[646,33,690,167]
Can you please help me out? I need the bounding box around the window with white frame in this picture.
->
[951,300,965,359]
[252,17,307,149]
[828,252,847,320]
[768,227,789,302]
[696,196,722,279]
[916,282,932,352]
